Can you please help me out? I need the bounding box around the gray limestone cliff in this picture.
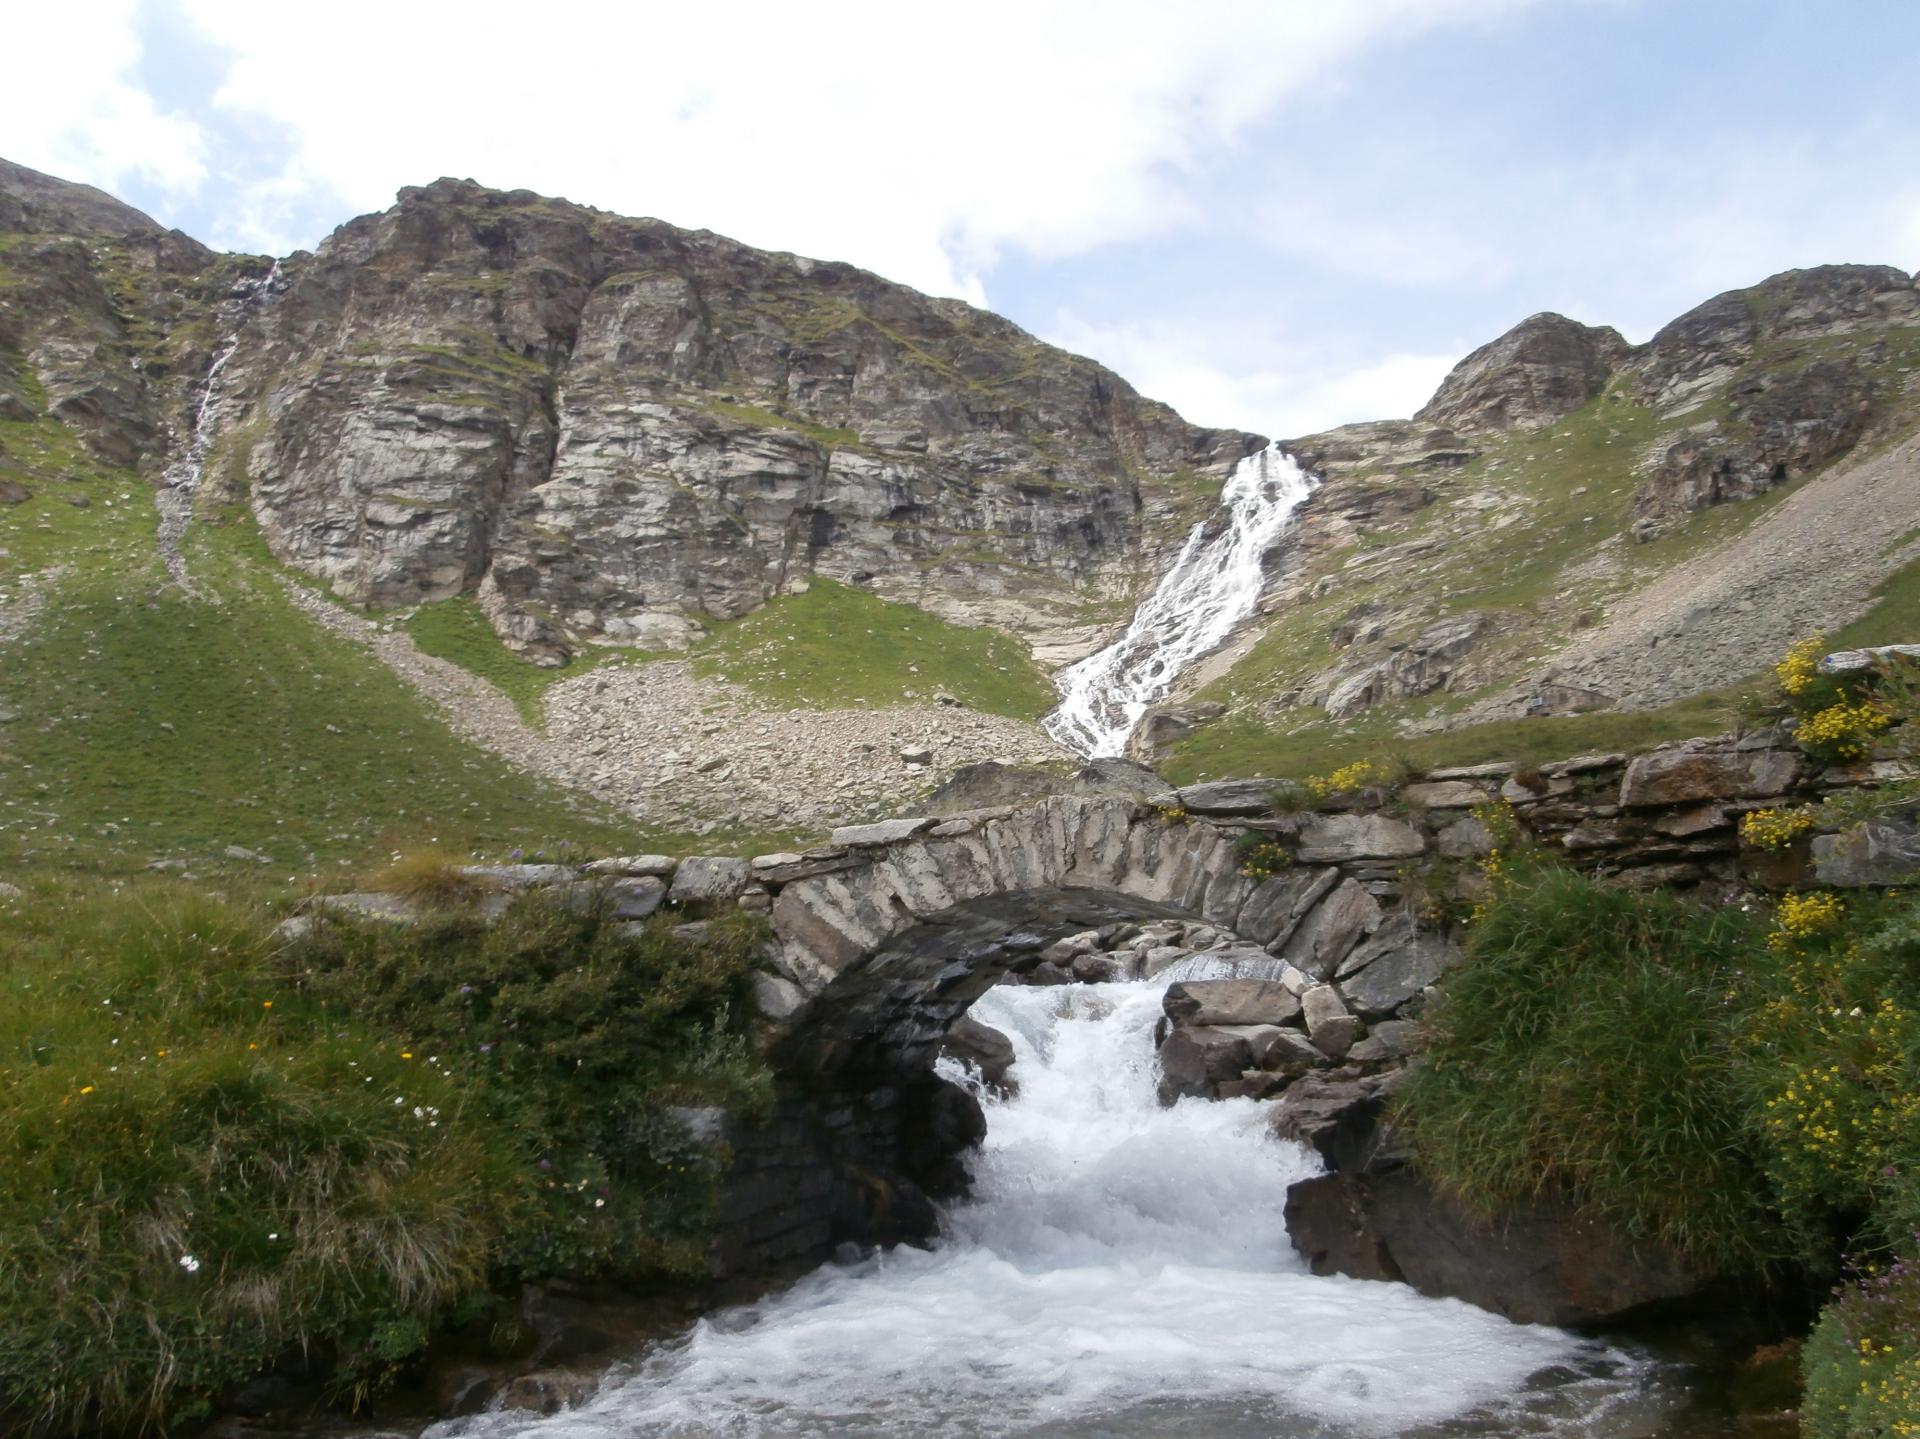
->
[198,179,1261,663]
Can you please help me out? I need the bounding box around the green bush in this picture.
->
[1801,1251,1920,1437]
[1743,893,1920,1253]
[285,891,773,1280]
[0,879,767,1433]
[1399,851,1788,1270]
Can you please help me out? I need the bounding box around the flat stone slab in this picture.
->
[1163,979,1302,1027]
[1174,779,1290,816]
[1296,814,1426,862]
[1399,780,1488,809]
[829,818,936,847]
[459,863,577,888]
[1819,643,1920,675]
[583,854,677,877]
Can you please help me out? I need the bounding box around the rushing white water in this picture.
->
[432,977,1692,1438]
[1044,444,1315,759]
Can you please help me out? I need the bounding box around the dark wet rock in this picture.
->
[940,1016,1017,1092]
[1156,1024,1257,1102]
[1285,1167,1712,1327]
[499,1370,600,1415]
[1268,1070,1405,1172]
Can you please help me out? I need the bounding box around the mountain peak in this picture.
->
[1414,311,1630,435]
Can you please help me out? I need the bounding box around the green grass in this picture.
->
[0,499,650,875]
[703,398,860,450]
[1829,551,1920,653]
[0,877,767,1432]
[1399,850,1787,1270]
[690,576,1058,718]
[403,595,638,726]
[1162,682,1758,785]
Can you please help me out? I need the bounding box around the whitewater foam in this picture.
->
[429,978,1687,1437]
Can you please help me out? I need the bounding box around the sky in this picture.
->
[8,0,1919,440]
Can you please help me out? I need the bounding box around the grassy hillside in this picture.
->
[0,404,665,876]
[689,577,1059,718]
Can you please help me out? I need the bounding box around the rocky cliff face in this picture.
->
[189,179,1259,663]
[2,160,1258,668]
[0,158,225,477]
[1151,262,1920,763]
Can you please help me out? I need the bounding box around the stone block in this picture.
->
[1618,744,1801,808]
[1400,780,1488,809]
[1163,979,1303,1027]
[1278,877,1382,979]
[1296,813,1426,862]
[1338,931,1458,1020]
[1237,867,1338,947]
[668,856,753,904]
[1173,778,1288,816]
[831,817,936,847]
[1812,819,1920,887]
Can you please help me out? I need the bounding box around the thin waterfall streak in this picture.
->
[156,260,281,589]
[1043,443,1315,759]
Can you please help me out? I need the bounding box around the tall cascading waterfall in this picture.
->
[155,261,281,587]
[430,973,1691,1438]
[1044,442,1315,759]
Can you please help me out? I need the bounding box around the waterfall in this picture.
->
[1044,443,1315,759]
[429,975,1684,1438]
[155,261,280,587]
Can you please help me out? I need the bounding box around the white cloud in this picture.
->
[1247,128,1920,342]
[169,0,1540,298]
[1,0,208,198]
[1043,311,1457,438]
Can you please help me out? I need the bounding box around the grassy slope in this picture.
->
[403,596,638,726]
[0,525,651,876]
[688,576,1059,719]
[0,875,766,1431]
[1165,325,1920,784]
[0,386,675,876]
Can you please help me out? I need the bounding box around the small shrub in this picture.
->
[372,848,498,908]
[1303,755,1405,801]
[1234,831,1288,880]
[1778,633,1828,699]
[1796,701,1894,763]
[1744,894,1920,1250]
[1802,1249,1920,1438]
[1740,806,1817,852]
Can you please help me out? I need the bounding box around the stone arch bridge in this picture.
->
[313,731,1862,1273]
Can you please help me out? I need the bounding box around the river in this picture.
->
[427,975,1738,1437]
